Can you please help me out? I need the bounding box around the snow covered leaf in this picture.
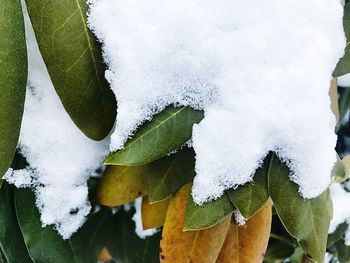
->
[0,184,32,263]
[268,155,331,263]
[97,165,148,207]
[14,186,114,263]
[216,200,272,263]
[147,147,196,203]
[25,0,116,140]
[141,196,169,230]
[228,154,270,219]
[334,3,350,77]
[107,207,161,263]
[187,216,231,263]
[327,222,348,248]
[0,0,27,178]
[105,106,204,166]
[184,191,234,231]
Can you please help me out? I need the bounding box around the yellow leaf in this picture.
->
[97,165,148,206]
[99,248,112,261]
[160,183,232,263]
[216,198,272,263]
[141,195,169,230]
[188,215,231,263]
[160,183,196,262]
[329,78,339,122]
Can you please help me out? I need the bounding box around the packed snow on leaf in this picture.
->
[88,0,346,203]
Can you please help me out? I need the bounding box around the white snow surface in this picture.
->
[88,0,345,203]
[329,183,350,246]
[3,3,109,239]
[338,73,350,87]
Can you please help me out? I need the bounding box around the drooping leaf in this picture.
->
[327,222,348,248]
[147,147,196,203]
[184,191,234,231]
[216,199,272,263]
[0,0,27,177]
[268,155,331,263]
[141,195,169,230]
[228,154,270,219]
[331,155,348,183]
[97,165,148,206]
[105,106,204,165]
[333,3,350,77]
[14,186,113,263]
[107,207,161,263]
[187,216,231,263]
[0,183,32,263]
[25,0,116,140]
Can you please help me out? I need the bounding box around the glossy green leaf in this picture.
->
[105,106,204,165]
[147,147,196,203]
[327,222,348,248]
[107,207,161,263]
[333,3,350,77]
[25,0,116,140]
[0,0,27,177]
[184,192,234,231]
[0,184,32,263]
[228,154,270,219]
[14,187,113,263]
[268,155,331,263]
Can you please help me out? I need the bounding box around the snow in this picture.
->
[132,198,158,238]
[88,0,345,203]
[329,183,350,245]
[338,73,350,87]
[234,210,246,227]
[3,2,109,239]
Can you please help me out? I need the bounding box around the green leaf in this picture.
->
[264,239,295,261]
[14,186,113,263]
[184,192,234,231]
[335,239,350,263]
[268,154,331,263]
[105,106,204,166]
[147,147,196,203]
[25,0,116,140]
[333,3,350,77]
[228,154,270,219]
[107,207,161,263]
[0,184,32,263]
[338,87,350,124]
[327,222,348,248]
[0,0,27,177]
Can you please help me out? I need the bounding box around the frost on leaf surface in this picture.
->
[3,4,109,239]
[88,0,345,202]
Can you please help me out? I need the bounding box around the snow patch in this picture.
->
[4,2,109,239]
[87,0,345,202]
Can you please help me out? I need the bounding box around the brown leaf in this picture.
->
[99,248,112,261]
[141,195,169,230]
[97,165,148,206]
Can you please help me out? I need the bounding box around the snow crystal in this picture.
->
[329,183,350,245]
[338,73,350,87]
[234,210,246,227]
[4,2,109,239]
[132,198,158,238]
[88,0,345,202]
